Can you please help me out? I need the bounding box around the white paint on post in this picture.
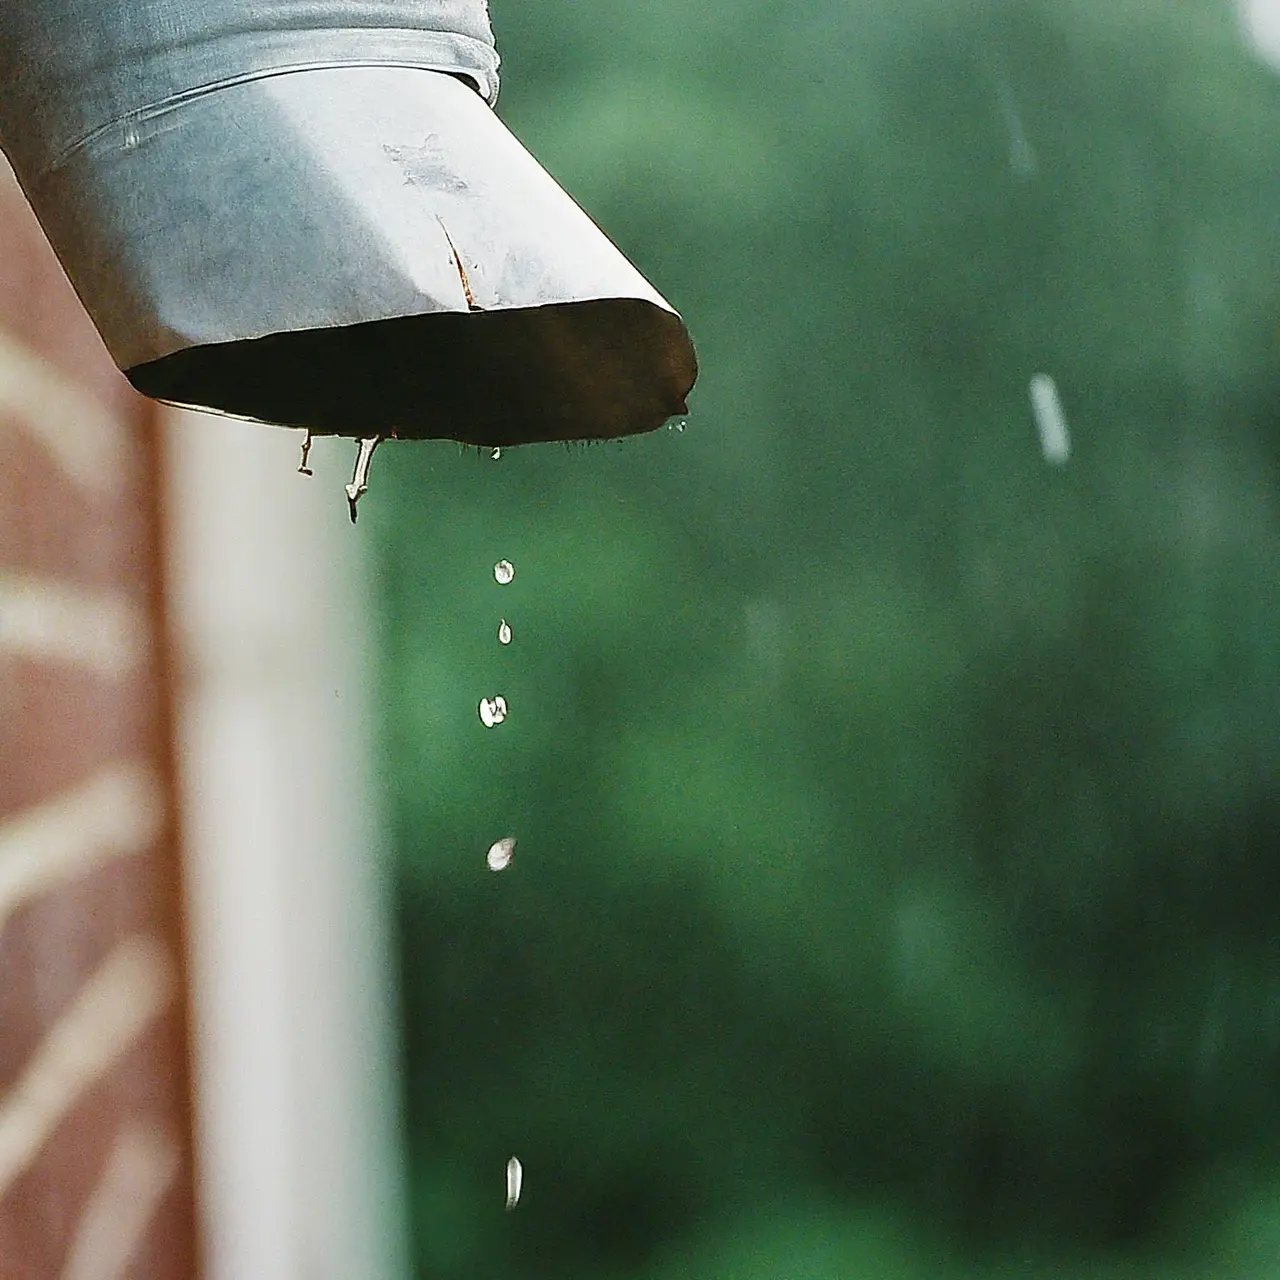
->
[0,572,147,675]
[165,411,406,1280]
[60,1122,182,1280]
[0,761,163,940]
[0,936,175,1200]
[0,331,129,495]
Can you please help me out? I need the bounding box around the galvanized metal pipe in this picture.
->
[0,2,696,445]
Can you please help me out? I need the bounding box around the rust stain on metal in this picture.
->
[436,216,483,313]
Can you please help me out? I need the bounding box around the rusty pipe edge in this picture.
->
[0,4,696,445]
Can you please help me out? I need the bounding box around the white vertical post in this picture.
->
[164,410,406,1280]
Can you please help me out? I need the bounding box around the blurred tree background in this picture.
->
[367,1,1280,1275]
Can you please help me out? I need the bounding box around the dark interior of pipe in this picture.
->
[127,297,696,446]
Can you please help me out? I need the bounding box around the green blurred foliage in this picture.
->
[369,0,1280,1275]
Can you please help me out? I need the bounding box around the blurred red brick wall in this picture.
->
[0,161,197,1277]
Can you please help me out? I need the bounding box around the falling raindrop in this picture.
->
[498,619,512,645]
[1029,373,1071,464]
[1008,133,1037,180]
[491,447,502,460]
[494,559,515,585]
[487,837,517,871]
[987,55,1038,179]
[478,695,508,727]
[1241,0,1280,71]
[505,1156,523,1210]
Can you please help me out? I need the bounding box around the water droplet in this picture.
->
[487,837,517,871]
[497,619,512,645]
[1029,373,1070,464]
[505,1155,523,1210]
[297,430,314,476]
[490,447,502,460]
[478,695,508,727]
[344,435,383,522]
[493,559,515,585]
